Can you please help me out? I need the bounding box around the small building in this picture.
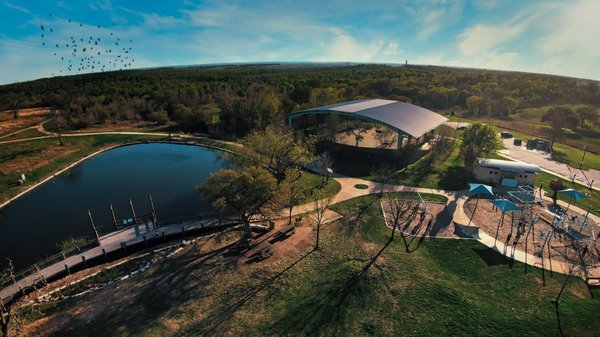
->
[474,158,541,187]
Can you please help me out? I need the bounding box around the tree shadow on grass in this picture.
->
[550,150,570,165]
[438,166,472,190]
[472,247,510,266]
[44,236,244,337]
[179,247,317,336]
[270,246,389,336]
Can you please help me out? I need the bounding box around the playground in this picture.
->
[462,184,599,283]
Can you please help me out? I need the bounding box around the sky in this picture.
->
[1,0,599,85]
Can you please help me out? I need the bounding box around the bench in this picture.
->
[245,243,273,262]
[227,238,255,254]
[270,225,296,243]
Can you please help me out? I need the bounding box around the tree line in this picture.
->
[1,64,599,140]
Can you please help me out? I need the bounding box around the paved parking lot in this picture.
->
[499,138,600,190]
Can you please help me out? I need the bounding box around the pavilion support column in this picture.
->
[397,132,405,151]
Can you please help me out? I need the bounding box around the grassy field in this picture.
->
[301,171,342,202]
[334,144,470,191]
[0,127,46,141]
[17,194,598,336]
[536,171,599,211]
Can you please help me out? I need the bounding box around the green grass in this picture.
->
[23,194,598,336]
[354,183,369,189]
[299,172,342,203]
[0,127,46,141]
[499,128,600,170]
[550,143,600,170]
[335,144,470,191]
[536,172,599,212]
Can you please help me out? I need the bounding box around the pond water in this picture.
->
[0,143,226,270]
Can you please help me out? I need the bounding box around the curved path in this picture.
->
[2,129,598,282]
[288,173,599,281]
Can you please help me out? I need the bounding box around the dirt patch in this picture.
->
[464,197,599,268]
[382,201,455,238]
[0,108,50,136]
[64,120,161,133]
[0,142,79,176]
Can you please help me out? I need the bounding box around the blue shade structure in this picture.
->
[466,183,494,227]
[558,188,586,214]
[469,183,494,196]
[489,199,520,245]
[489,199,521,213]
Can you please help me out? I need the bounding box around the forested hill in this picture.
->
[1,64,599,148]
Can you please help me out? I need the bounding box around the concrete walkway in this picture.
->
[310,174,600,281]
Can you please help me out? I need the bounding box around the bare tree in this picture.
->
[278,167,307,223]
[52,109,64,146]
[318,151,334,184]
[345,120,368,147]
[374,129,396,149]
[382,196,412,242]
[309,188,334,250]
[0,260,14,337]
[370,164,396,196]
[551,238,587,337]
[7,94,23,120]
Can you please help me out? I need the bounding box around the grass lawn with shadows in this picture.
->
[17,195,599,336]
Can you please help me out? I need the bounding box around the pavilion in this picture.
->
[286,99,448,149]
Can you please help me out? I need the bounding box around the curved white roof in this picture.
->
[286,99,448,138]
[477,158,540,173]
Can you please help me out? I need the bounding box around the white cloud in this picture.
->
[458,23,525,56]
[4,1,30,14]
[314,29,384,62]
[537,1,600,58]
[415,0,464,41]
[381,42,403,56]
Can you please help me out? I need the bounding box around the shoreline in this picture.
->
[0,138,235,210]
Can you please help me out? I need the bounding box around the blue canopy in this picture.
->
[559,189,586,201]
[489,199,520,212]
[469,183,494,197]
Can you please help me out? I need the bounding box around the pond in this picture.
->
[0,143,226,270]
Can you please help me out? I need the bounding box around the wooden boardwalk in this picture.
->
[0,217,228,304]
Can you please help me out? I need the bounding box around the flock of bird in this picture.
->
[40,14,136,76]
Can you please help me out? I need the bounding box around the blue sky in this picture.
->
[1,0,599,85]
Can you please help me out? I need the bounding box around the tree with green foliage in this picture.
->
[575,105,598,128]
[241,126,315,184]
[501,96,520,115]
[216,83,281,137]
[197,166,277,236]
[541,107,580,144]
[308,87,342,107]
[461,123,501,172]
[466,95,483,116]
